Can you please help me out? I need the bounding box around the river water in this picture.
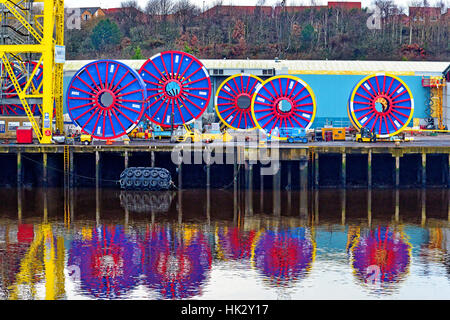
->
[0,187,449,300]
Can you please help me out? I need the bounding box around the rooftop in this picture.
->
[64,59,450,76]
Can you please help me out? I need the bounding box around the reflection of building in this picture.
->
[1,224,65,300]
[68,226,141,299]
[0,225,34,297]
[350,227,411,288]
[252,227,315,287]
[143,225,212,299]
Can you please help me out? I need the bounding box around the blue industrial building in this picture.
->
[63,59,449,129]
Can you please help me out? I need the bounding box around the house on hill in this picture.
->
[79,7,105,21]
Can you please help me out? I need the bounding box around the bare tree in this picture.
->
[145,0,173,17]
[173,0,200,32]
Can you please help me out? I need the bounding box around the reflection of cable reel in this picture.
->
[119,191,174,213]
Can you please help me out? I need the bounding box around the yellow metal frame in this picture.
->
[428,76,446,130]
[0,0,64,144]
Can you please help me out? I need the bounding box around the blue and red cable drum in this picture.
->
[1,61,43,116]
[215,74,262,130]
[139,51,211,128]
[348,73,414,138]
[66,59,147,139]
[251,75,317,139]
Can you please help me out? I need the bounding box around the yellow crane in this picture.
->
[0,0,64,144]
[422,76,446,130]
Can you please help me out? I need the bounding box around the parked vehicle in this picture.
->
[280,127,308,143]
[74,134,92,145]
[175,124,233,143]
[355,127,377,142]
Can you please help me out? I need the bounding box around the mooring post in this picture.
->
[341,188,346,225]
[314,189,319,224]
[95,151,100,189]
[124,151,129,169]
[421,188,426,227]
[151,151,155,167]
[70,188,75,222]
[299,158,308,219]
[178,162,182,190]
[448,154,450,188]
[178,190,183,225]
[287,162,292,215]
[43,153,48,187]
[43,187,48,224]
[368,150,372,188]
[395,188,400,222]
[206,163,211,189]
[300,158,308,190]
[260,168,264,212]
[314,152,319,188]
[367,189,372,227]
[342,153,346,187]
[17,187,22,222]
[422,153,427,187]
[245,162,254,216]
[395,155,400,188]
[17,152,22,187]
[96,186,100,226]
[273,163,281,216]
[206,183,211,225]
[448,188,450,222]
[69,149,74,188]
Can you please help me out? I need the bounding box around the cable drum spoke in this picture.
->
[139,51,211,128]
[215,74,262,130]
[1,61,43,116]
[251,75,316,139]
[67,60,147,139]
[348,73,414,138]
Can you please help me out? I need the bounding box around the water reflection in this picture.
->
[349,227,411,292]
[0,188,449,299]
[143,225,212,299]
[68,226,141,299]
[216,227,256,261]
[253,228,315,287]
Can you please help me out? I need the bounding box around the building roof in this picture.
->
[63,59,450,76]
[328,2,361,10]
[409,6,442,17]
[78,7,102,15]
[202,2,361,17]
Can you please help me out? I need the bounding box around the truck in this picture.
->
[279,127,308,143]
[151,125,173,140]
